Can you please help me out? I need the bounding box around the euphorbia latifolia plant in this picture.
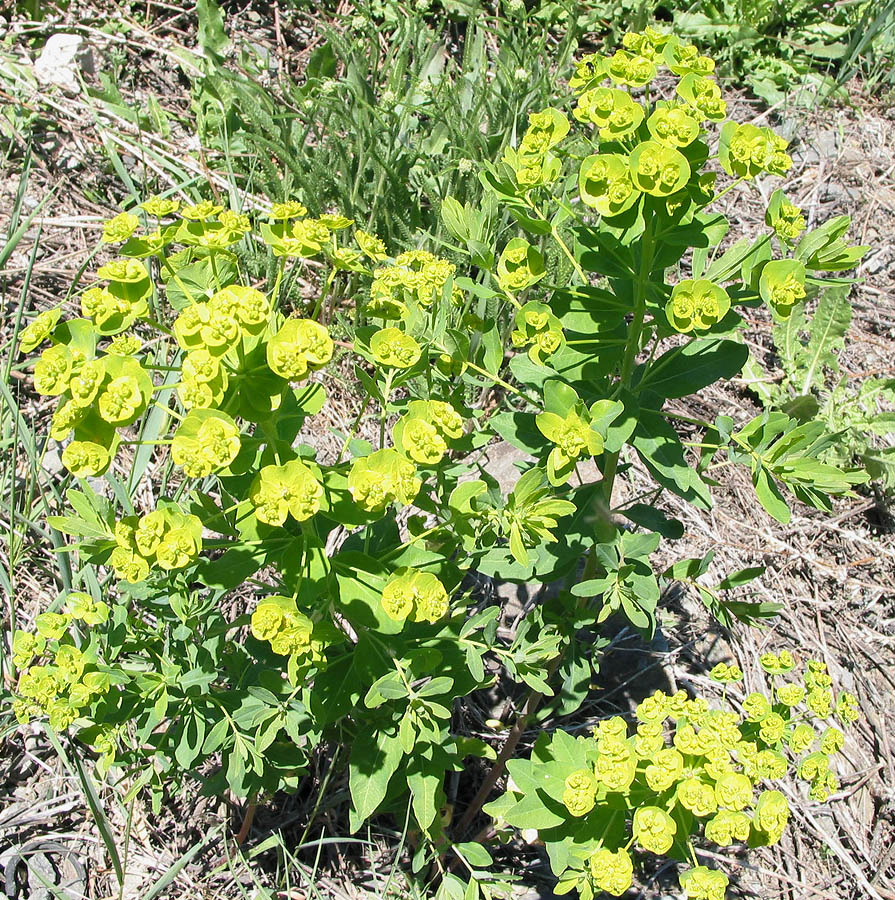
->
[11,28,868,900]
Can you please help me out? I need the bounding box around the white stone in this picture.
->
[33,33,87,94]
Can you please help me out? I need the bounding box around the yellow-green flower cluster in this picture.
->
[66,591,111,625]
[174,286,273,358]
[588,847,633,897]
[82,258,151,334]
[566,27,806,243]
[666,280,731,333]
[262,216,332,257]
[266,317,333,380]
[502,108,568,189]
[709,661,744,684]
[510,301,564,364]
[394,399,465,465]
[767,193,806,242]
[574,88,644,141]
[269,200,308,220]
[370,327,423,369]
[178,348,228,409]
[545,652,858,897]
[672,73,725,121]
[250,595,329,666]
[680,866,729,900]
[171,409,241,478]
[348,448,421,512]
[33,337,154,477]
[496,239,546,294]
[14,629,111,730]
[355,229,388,262]
[109,505,203,582]
[536,397,608,486]
[102,212,140,243]
[647,102,700,148]
[368,250,458,319]
[760,259,807,319]
[380,569,450,624]
[249,459,324,526]
[721,122,793,179]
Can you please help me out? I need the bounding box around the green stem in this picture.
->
[271,257,286,310]
[447,354,542,409]
[710,175,747,207]
[312,267,337,322]
[379,370,394,451]
[335,394,373,465]
[209,252,222,292]
[381,523,444,562]
[158,255,200,307]
[526,200,587,284]
[602,217,656,505]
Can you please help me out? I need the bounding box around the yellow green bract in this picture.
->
[666,279,731,332]
[380,569,450,624]
[500,651,859,898]
[250,460,324,526]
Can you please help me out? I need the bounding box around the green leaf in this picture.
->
[620,503,684,539]
[441,196,468,241]
[500,790,566,830]
[632,410,712,509]
[573,226,636,277]
[161,254,237,309]
[348,730,403,830]
[704,235,765,282]
[488,411,545,455]
[753,465,792,524]
[796,286,851,395]
[481,321,503,375]
[453,842,493,868]
[196,0,231,57]
[305,42,338,81]
[174,711,207,769]
[717,566,765,590]
[637,339,748,400]
[408,751,442,831]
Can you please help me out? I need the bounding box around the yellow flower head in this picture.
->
[19,307,62,354]
[753,789,790,845]
[249,460,323,526]
[370,327,423,369]
[102,212,140,243]
[680,866,729,900]
[835,691,860,725]
[676,776,718,817]
[633,805,677,854]
[381,570,450,624]
[66,591,110,625]
[644,747,684,792]
[713,772,752,811]
[704,810,751,848]
[759,712,787,745]
[348,448,421,512]
[267,318,334,380]
[562,768,597,817]
[742,691,771,723]
[589,848,633,896]
[270,200,308,220]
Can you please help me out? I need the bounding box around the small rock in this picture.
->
[42,447,63,477]
[33,33,94,94]
[860,250,888,277]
